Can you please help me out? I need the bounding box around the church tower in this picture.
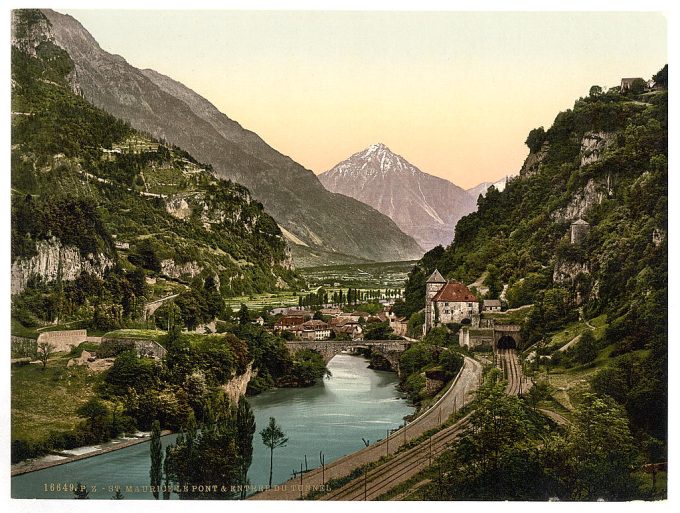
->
[424,269,446,335]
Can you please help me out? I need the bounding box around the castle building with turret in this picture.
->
[424,269,479,335]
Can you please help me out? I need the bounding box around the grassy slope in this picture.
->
[11,353,101,442]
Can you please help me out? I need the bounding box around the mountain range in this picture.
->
[11,9,302,298]
[40,9,423,267]
[319,144,477,250]
[465,175,513,200]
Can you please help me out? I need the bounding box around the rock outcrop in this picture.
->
[579,131,614,167]
[520,142,549,177]
[11,239,114,294]
[553,260,590,285]
[221,362,255,404]
[160,259,202,280]
[552,179,607,223]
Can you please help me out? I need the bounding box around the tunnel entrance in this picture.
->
[497,335,517,350]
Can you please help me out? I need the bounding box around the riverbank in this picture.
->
[12,355,413,500]
[250,356,482,500]
[11,430,171,477]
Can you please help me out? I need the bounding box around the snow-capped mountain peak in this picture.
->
[318,145,477,250]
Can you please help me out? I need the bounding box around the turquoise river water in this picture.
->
[12,354,414,500]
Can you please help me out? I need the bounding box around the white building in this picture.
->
[424,270,479,335]
[295,320,332,341]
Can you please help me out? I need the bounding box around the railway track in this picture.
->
[497,348,529,396]
[249,356,482,500]
[323,416,472,500]
[320,351,535,500]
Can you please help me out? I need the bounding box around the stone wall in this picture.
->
[459,327,495,350]
[36,329,87,353]
[100,337,167,359]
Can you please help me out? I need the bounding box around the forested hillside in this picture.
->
[398,68,667,454]
[11,10,302,331]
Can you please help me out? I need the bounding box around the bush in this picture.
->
[11,439,47,464]
[105,350,159,395]
[525,127,546,153]
[439,349,464,379]
[94,339,135,358]
[571,331,597,365]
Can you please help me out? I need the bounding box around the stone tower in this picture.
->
[424,269,446,335]
[570,219,590,244]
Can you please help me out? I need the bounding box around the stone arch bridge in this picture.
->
[285,340,410,376]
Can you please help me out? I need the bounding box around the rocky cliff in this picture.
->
[11,239,114,294]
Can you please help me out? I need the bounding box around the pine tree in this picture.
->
[236,397,256,499]
[150,419,162,499]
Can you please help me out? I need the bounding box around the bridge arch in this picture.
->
[284,340,409,376]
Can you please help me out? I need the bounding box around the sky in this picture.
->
[60,9,667,188]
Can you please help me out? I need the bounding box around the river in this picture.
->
[11,354,414,500]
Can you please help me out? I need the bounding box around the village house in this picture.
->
[620,77,644,92]
[332,323,363,340]
[274,315,305,331]
[389,315,409,337]
[293,320,332,341]
[424,270,479,335]
[483,299,502,312]
[319,307,343,316]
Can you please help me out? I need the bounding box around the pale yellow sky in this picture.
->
[64,10,666,188]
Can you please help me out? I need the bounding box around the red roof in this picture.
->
[432,281,477,303]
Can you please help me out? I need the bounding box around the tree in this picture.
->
[260,417,288,488]
[629,78,646,95]
[77,398,110,439]
[204,276,225,320]
[589,85,603,97]
[163,445,172,499]
[559,393,640,499]
[652,64,667,88]
[525,126,546,153]
[238,303,250,326]
[175,289,210,331]
[572,330,597,365]
[36,341,54,370]
[236,397,256,499]
[164,404,240,499]
[150,419,162,499]
[484,264,502,299]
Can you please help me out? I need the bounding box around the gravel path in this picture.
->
[249,356,482,500]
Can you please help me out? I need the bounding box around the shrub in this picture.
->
[94,339,135,358]
[11,439,47,464]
